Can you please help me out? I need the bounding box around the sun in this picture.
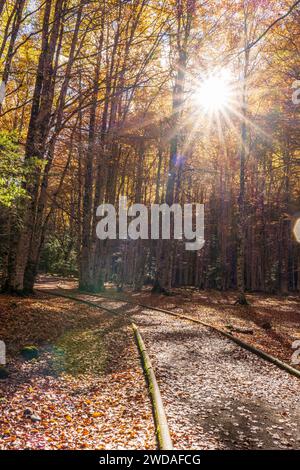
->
[195,73,232,113]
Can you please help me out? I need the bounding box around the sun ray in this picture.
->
[195,75,232,113]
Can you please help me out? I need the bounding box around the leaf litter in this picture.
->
[0,293,155,450]
[131,309,300,450]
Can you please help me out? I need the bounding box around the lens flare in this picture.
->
[195,74,232,112]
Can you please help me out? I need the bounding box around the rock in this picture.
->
[20,345,39,360]
[261,321,272,330]
[24,408,41,422]
[0,366,9,379]
[226,324,254,334]
[30,414,41,422]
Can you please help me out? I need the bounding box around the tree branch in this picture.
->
[243,0,300,52]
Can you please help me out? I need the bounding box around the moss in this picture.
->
[52,329,107,376]
[133,323,173,450]
[20,345,39,360]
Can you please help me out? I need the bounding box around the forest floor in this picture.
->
[1,276,300,449]
[128,287,300,370]
[0,293,155,449]
[38,275,300,369]
[131,308,300,449]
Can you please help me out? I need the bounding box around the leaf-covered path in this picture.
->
[131,308,300,450]
[1,285,300,450]
[48,285,300,450]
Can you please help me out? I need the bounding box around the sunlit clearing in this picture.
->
[196,74,232,113]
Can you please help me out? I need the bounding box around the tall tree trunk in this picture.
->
[79,47,102,292]
[236,7,250,305]
[2,0,64,293]
[24,3,83,292]
[153,1,195,293]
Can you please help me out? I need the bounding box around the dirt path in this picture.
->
[131,308,300,450]
[44,287,300,450]
[36,276,300,368]
[18,283,300,450]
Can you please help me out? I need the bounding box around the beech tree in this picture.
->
[0,0,299,294]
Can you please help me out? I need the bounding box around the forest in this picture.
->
[0,0,299,298]
[0,0,300,455]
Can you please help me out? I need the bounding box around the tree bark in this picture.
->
[2,0,64,293]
